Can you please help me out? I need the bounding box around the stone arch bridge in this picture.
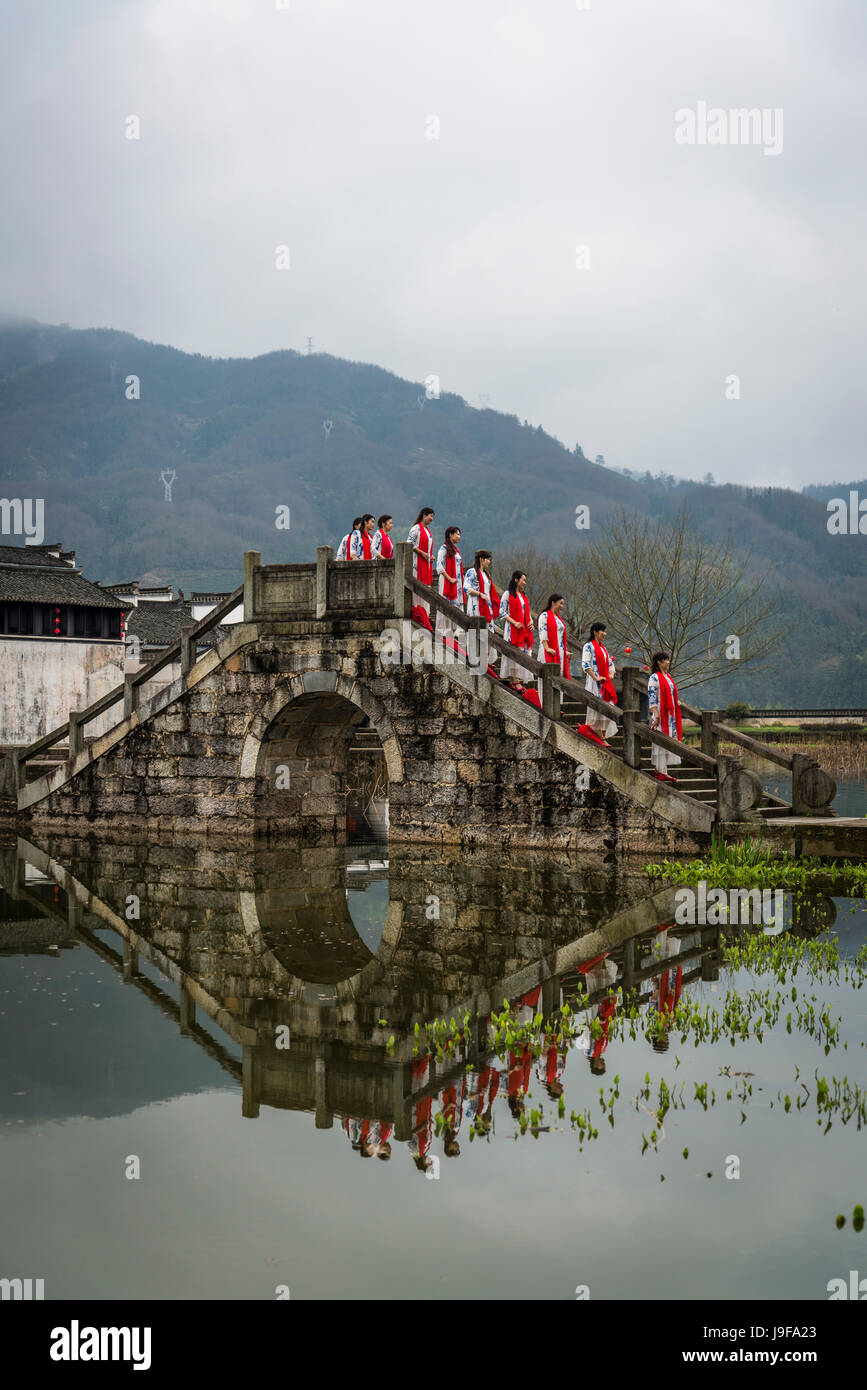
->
[5,546,856,856]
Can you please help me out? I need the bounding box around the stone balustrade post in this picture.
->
[68,709,85,759]
[716,752,763,823]
[243,549,261,624]
[540,663,559,720]
[314,1053,333,1129]
[792,753,836,817]
[122,939,139,982]
[242,1043,260,1119]
[701,709,719,759]
[316,545,333,619]
[180,625,196,675]
[464,614,487,674]
[393,541,412,620]
[123,675,138,720]
[1,750,18,798]
[621,665,639,768]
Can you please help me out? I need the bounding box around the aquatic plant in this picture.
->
[710,825,772,867]
[645,844,867,892]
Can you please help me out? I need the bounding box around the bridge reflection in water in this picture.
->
[0,836,835,1151]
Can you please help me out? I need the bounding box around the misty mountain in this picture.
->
[1,317,865,707]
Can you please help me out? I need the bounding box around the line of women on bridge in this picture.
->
[336,507,683,781]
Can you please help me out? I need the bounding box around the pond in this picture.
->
[747,752,867,819]
[759,771,867,820]
[0,833,864,1302]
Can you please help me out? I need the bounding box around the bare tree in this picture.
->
[500,509,787,690]
[494,541,594,638]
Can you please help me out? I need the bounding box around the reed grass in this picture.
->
[731,736,867,778]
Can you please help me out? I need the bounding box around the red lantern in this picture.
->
[624,646,632,654]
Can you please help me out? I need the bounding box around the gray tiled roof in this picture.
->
[126,598,226,648]
[0,545,71,569]
[0,547,124,608]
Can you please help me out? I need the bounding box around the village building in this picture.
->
[190,591,243,624]
[0,543,126,746]
[1,548,234,750]
[101,581,230,702]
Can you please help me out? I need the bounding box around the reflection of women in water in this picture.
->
[410,1095,434,1171]
[468,1064,501,1131]
[576,952,619,1076]
[344,1116,363,1150]
[647,924,683,1053]
[434,1029,466,1072]
[537,1034,567,1100]
[440,1077,466,1158]
[360,1119,393,1160]
[507,1046,533,1119]
[409,1055,434,1171]
[501,985,541,1116]
[514,985,541,1023]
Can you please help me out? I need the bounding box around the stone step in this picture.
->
[516,652,794,821]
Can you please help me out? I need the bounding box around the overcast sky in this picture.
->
[1,0,865,487]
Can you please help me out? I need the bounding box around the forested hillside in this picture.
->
[1,316,864,707]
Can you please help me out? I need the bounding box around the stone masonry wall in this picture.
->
[19,628,705,853]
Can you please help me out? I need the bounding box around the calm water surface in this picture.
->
[1,833,864,1302]
[758,768,866,819]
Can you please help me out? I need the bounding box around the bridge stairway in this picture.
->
[554,697,794,819]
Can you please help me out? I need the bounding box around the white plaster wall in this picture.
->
[191,601,243,624]
[126,657,181,706]
[1,637,126,745]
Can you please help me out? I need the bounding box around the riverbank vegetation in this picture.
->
[643,829,867,891]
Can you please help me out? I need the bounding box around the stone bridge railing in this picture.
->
[243,544,411,623]
[4,543,838,828]
[4,586,244,797]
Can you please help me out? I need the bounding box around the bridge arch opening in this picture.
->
[248,682,400,841]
